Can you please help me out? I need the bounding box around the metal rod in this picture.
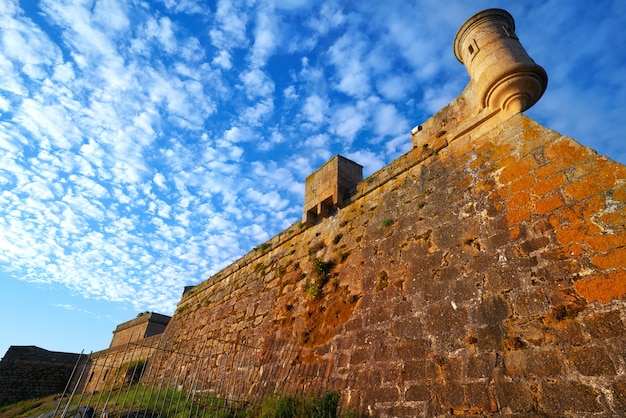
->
[196,333,222,418]
[150,338,173,417]
[141,335,170,418]
[118,339,141,412]
[163,343,186,416]
[181,337,205,415]
[70,352,93,417]
[60,351,90,418]
[52,349,84,417]
[101,332,135,415]
[89,349,114,415]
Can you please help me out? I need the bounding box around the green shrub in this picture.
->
[381,218,393,227]
[259,391,340,418]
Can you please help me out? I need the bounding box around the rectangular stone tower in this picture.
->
[302,155,362,225]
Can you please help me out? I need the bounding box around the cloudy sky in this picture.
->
[0,0,624,356]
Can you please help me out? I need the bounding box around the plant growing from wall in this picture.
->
[257,242,271,254]
[119,359,147,385]
[381,218,394,228]
[304,256,335,299]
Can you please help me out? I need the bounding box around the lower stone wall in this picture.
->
[161,113,626,416]
[0,346,83,407]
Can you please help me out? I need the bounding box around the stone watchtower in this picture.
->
[411,8,548,148]
[302,155,362,225]
[454,8,547,113]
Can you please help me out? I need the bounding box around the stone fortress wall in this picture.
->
[1,9,624,416]
[156,9,626,416]
[0,346,84,407]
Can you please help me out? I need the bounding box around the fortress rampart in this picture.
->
[1,9,624,416]
[150,10,626,415]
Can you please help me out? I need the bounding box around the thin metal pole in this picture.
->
[181,337,206,416]
[224,339,244,414]
[128,338,156,411]
[210,340,229,414]
[71,352,94,416]
[52,350,84,418]
[231,340,251,417]
[163,344,186,416]
[138,335,165,418]
[157,341,179,417]
[141,335,169,418]
[61,351,91,418]
[101,332,135,416]
[118,339,141,412]
[150,339,173,417]
[173,337,202,417]
[125,343,147,413]
[98,348,122,417]
[194,334,219,418]
[84,351,103,410]
[90,350,114,414]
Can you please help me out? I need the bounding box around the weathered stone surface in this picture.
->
[540,381,603,414]
[154,108,625,415]
[68,8,626,417]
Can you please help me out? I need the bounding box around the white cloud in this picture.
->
[373,103,409,137]
[284,85,298,100]
[242,98,274,126]
[92,0,130,32]
[331,104,367,141]
[212,49,232,69]
[250,8,279,68]
[302,94,328,124]
[376,75,411,101]
[307,1,346,34]
[327,34,371,98]
[210,0,249,51]
[240,68,275,98]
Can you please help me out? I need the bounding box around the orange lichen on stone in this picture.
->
[596,212,626,233]
[573,272,626,303]
[591,247,626,270]
[543,138,593,171]
[534,193,565,215]
[564,168,621,201]
[499,157,537,185]
[532,173,566,197]
[510,175,535,194]
[586,233,626,253]
[555,222,602,245]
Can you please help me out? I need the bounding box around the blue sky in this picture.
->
[0,0,625,357]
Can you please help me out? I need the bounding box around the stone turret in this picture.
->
[454,8,547,113]
[411,8,548,148]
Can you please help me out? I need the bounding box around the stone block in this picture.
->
[584,310,626,339]
[403,359,438,381]
[349,348,370,365]
[473,324,505,350]
[363,386,400,403]
[566,345,616,376]
[464,383,493,412]
[612,378,626,413]
[396,339,429,360]
[435,382,464,409]
[495,381,534,414]
[539,381,603,414]
[504,348,562,377]
[472,294,509,326]
[391,316,422,340]
[406,384,429,402]
[466,352,495,379]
